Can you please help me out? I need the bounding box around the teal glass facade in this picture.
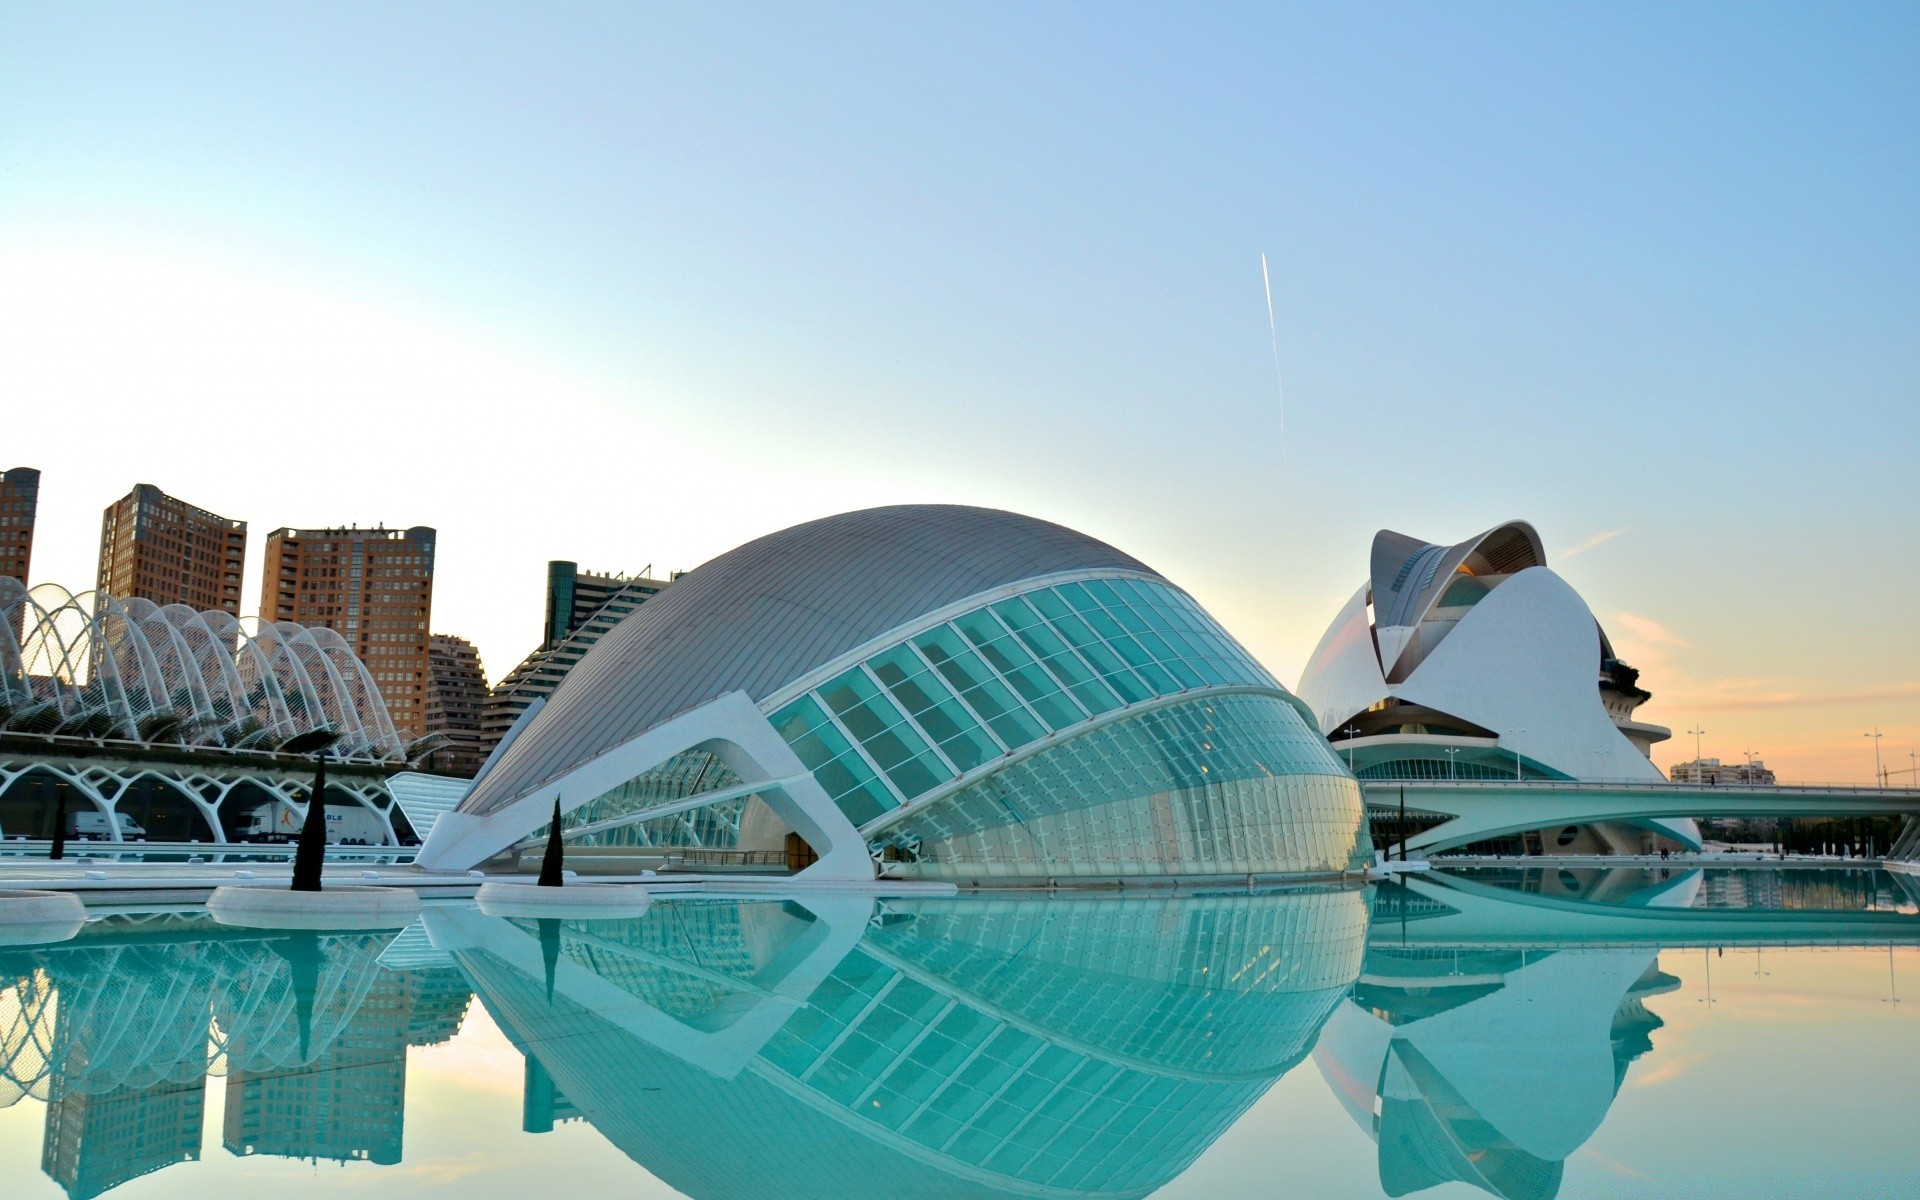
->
[765,574,1366,879]
[769,577,1284,830]
[874,693,1367,879]
[536,749,753,849]
[458,889,1368,1199]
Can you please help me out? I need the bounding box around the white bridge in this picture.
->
[1363,779,1920,856]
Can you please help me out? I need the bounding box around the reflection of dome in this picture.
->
[1295,521,1690,853]
[1314,940,1677,1199]
[423,506,1366,880]
[438,890,1367,1200]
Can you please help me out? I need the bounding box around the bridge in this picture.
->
[1363,778,1920,856]
[1370,867,1920,948]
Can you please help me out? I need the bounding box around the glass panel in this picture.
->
[818,668,953,800]
[991,596,1120,715]
[913,626,1048,749]
[1028,591,1155,703]
[951,610,1085,731]
[867,645,1003,773]
[771,695,899,824]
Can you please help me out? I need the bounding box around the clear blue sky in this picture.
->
[1,4,1914,779]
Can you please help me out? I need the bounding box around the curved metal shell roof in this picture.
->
[461,505,1158,814]
[0,578,404,762]
[1370,520,1545,634]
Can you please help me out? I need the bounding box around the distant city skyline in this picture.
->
[1,6,1913,783]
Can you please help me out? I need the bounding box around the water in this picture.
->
[3,868,1918,1199]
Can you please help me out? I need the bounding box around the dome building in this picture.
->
[418,505,1367,881]
[1295,520,1689,855]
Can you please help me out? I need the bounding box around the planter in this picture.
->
[0,889,88,947]
[475,880,652,920]
[206,884,423,930]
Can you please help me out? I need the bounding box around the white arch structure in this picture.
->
[0,579,403,762]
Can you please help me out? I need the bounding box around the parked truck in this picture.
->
[239,800,388,845]
[70,811,146,840]
[0,811,146,841]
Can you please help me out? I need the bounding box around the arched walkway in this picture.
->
[0,768,107,840]
[111,776,216,843]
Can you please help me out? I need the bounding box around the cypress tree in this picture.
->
[48,780,68,861]
[538,797,565,887]
[290,753,328,892]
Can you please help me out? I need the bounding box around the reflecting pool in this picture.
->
[3,868,1919,1198]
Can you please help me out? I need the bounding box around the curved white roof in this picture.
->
[1295,520,1662,783]
[1369,520,1544,675]
[0,579,404,762]
[460,505,1157,816]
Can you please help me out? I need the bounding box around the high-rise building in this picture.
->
[41,1076,205,1200]
[0,466,40,585]
[424,634,489,777]
[96,484,246,613]
[261,525,437,740]
[479,563,672,760]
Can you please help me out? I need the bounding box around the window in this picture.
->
[771,574,1281,828]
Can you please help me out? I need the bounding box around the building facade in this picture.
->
[480,564,671,761]
[1295,520,1688,855]
[1669,757,1776,786]
[424,634,489,777]
[420,505,1369,882]
[261,526,437,739]
[96,484,246,614]
[0,466,39,585]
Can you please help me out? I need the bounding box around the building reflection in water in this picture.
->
[1321,866,1920,1200]
[4,867,1917,1199]
[429,888,1370,1200]
[0,916,472,1197]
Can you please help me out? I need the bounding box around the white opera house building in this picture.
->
[1294,520,1694,855]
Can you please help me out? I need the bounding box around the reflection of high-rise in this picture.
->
[222,969,412,1165]
[42,1049,204,1200]
[222,963,473,1166]
[14,929,223,1200]
[521,1057,581,1133]
[0,916,472,1191]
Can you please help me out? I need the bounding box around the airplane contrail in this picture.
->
[1260,252,1285,440]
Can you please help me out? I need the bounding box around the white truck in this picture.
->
[240,800,388,845]
[67,811,145,841]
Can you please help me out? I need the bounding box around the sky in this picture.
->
[1,4,1915,783]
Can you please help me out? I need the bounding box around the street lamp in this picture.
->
[1341,724,1362,774]
[1443,746,1460,780]
[1513,728,1526,781]
[1686,726,1707,770]
[1866,728,1885,789]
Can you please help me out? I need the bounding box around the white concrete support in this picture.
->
[416,691,872,880]
[423,892,875,1078]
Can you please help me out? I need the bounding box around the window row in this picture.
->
[770,576,1277,828]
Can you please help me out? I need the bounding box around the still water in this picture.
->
[3,868,1919,1199]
